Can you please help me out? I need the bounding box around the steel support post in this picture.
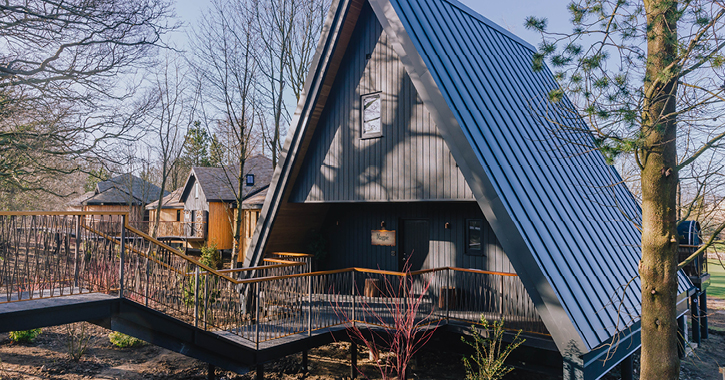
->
[302,350,308,372]
[620,354,634,380]
[145,256,150,307]
[119,215,126,298]
[207,363,215,380]
[255,283,261,350]
[352,271,356,325]
[73,216,80,288]
[194,267,200,328]
[700,290,708,340]
[677,314,686,358]
[308,276,312,336]
[204,274,209,330]
[350,341,357,379]
[446,270,450,321]
[256,364,264,380]
[691,292,701,344]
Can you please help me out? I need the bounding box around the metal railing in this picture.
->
[128,220,207,240]
[0,211,547,348]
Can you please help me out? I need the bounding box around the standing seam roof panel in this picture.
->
[385,0,692,349]
[440,3,641,333]
[397,0,601,345]
[422,1,616,339]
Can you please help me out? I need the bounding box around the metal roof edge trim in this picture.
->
[368,0,589,354]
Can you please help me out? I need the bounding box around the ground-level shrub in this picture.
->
[9,329,41,343]
[461,317,525,380]
[66,323,93,361]
[108,331,145,348]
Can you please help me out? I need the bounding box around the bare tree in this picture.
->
[189,0,260,261]
[0,0,177,197]
[149,53,193,238]
[526,1,725,378]
[255,0,329,167]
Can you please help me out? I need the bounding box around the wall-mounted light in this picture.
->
[366,53,372,60]
[444,222,450,229]
[380,221,386,228]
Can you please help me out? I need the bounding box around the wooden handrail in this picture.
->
[272,252,314,257]
[219,262,304,274]
[123,223,239,283]
[81,222,185,276]
[235,266,519,284]
[0,211,129,216]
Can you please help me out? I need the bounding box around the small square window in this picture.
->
[361,93,382,139]
[245,174,255,186]
[466,219,483,255]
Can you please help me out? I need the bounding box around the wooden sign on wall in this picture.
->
[371,230,396,246]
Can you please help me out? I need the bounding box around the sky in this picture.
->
[171,0,572,49]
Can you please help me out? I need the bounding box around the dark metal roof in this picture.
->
[369,0,692,352]
[181,155,274,203]
[88,173,168,205]
[246,0,693,361]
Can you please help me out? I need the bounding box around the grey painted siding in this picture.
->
[290,4,473,203]
[321,202,512,273]
[183,176,210,212]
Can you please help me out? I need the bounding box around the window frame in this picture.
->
[465,218,484,256]
[245,173,255,187]
[360,92,383,139]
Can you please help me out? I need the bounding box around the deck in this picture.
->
[0,211,552,373]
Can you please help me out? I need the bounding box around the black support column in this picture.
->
[620,354,634,380]
[700,290,708,339]
[350,342,358,379]
[691,293,701,344]
[677,315,686,358]
[256,364,264,380]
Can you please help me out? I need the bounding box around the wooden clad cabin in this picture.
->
[179,155,273,263]
[245,0,695,378]
[145,187,185,238]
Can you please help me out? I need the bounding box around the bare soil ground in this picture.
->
[1,298,724,380]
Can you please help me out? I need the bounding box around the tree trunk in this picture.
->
[640,1,680,379]
[233,156,246,265]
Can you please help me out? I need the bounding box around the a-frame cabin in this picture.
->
[245,0,694,378]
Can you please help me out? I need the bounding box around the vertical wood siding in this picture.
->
[208,202,234,250]
[290,3,473,203]
[321,202,513,274]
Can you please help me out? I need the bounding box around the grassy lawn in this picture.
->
[708,259,725,300]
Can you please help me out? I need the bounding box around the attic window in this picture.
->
[466,219,483,255]
[245,174,255,186]
[195,183,199,199]
[361,93,382,139]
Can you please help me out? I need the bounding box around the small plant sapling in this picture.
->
[333,258,439,380]
[461,317,525,380]
[66,323,93,362]
[9,329,41,343]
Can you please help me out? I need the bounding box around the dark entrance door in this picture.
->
[400,219,429,272]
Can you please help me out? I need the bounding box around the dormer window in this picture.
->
[361,93,382,139]
[245,174,255,186]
